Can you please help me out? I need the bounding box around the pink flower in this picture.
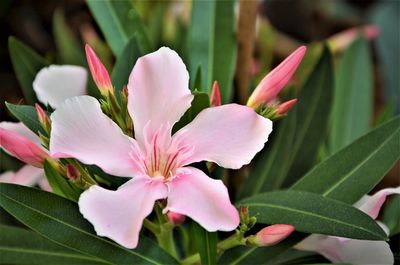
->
[252,224,294,246]
[328,25,380,52]
[276,99,297,115]
[49,47,273,249]
[210,81,222,107]
[247,46,306,108]
[85,44,113,96]
[296,187,400,264]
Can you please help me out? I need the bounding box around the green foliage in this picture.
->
[188,0,236,102]
[330,37,373,153]
[0,225,107,265]
[381,195,400,236]
[8,36,48,104]
[240,190,387,240]
[292,116,400,204]
[192,222,217,265]
[0,183,179,265]
[86,0,152,57]
[5,102,44,135]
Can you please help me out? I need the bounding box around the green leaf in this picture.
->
[192,222,217,265]
[0,150,23,172]
[5,102,44,135]
[239,112,297,198]
[330,37,373,153]
[8,36,48,104]
[173,91,210,133]
[240,190,387,240]
[381,195,400,236]
[53,9,86,66]
[0,225,108,265]
[218,233,305,265]
[86,0,152,56]
[292,116,400,204]
[43,160,82,202]
[111,36,143,93]
[0,183,179,265]
[188,0,236,102]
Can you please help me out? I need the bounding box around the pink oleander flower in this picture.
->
[296,187,400,264]
[247,46,306,109]
[0,165,50,191]
[252,224,295,247]
[49,47,273,249]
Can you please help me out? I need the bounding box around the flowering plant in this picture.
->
[1,1,399,265]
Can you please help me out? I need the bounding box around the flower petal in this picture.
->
[0,127,48,167]
[0,122,41,146]
[33,65,87,108]
[354,187,400,219]
[166,167,239,231]
[50,96,144,177]
[173,104,272,169]
[0,165,44,187]
[296,234,394,264]
[79,176,167,249]
[127,47,193,144]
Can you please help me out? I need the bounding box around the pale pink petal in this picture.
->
[79,176,167,249]
[247,46,306,108]
[173,104,272,169]
[0,128,48,167]
[33,65,87,108]
[127,47,193,144]
[0,165,44,187]
[354,187,400,219]
[0,122,41,146]
[50,96,144,177]
[165,167,239,231]
[296,235,393,264]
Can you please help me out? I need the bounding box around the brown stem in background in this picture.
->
[235,0,258,104]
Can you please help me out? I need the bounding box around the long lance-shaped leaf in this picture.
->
[86,0,152,57]
[0,183,179,265]
[8,36,48,104]
[239,190,387,241]
[330,36,373,153]
[5,102,44,135]
[0,225,108,265]
[292,116,400,204]
[188,0,236,102]
[192,222,217,265]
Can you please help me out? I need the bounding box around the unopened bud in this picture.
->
[239,205,249,224]
[35,104,51,133]
[66,164,80,181]
[248,224,295,247]
[276,99,297,115]
[85,44,114,97]
[210,81,222,107]
[167,212,185,225]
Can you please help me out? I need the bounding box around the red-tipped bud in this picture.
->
[210,81,222,107]
[35,104,51,132]
[276,99,297,115]
[66,164,80,181]
[0,128,48,168]
[167,212,186,225]
[85,44,113,96]
[247,46,306,109]
[250,224,295,247]
[328,25,380,52]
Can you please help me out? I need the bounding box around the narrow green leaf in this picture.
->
[0,150,23,172]
[381,195,400,236]
[0,183,179,265]
[111,36,143,93]
[53,9,86,66]
[188,0,236,102]
[0,225,108,265]
[282,45,334,187]
[292,116,400,204]
[239,112,297,198]
[86,0,152,56]
[192,222,217,265]
[5,102,44,135]
[8,36,48,104]
[330,37,373,153]
[240,190,387,240]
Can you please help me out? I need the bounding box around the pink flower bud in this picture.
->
[85,44,113,96]
[35,104,51,131]
[328,25,380,52]
[0,128,48,168]
[66,164,80,181]
[276,99,297,115]
[210,81,222,107]
[253,224,295,246]
[167,211,186,225]
[247,46,306,109]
